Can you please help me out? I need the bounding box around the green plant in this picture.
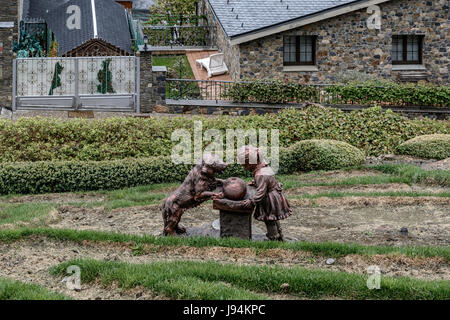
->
[97,59,115,94]
[0,277,70,300]
[150,0,198,15]
[283,139,366,172]
[371,164,450,187]
[395,134,450,160]
[51,259,450,300]
[0,106,447,163]
[2,228,449,260]
[223,80,450,108]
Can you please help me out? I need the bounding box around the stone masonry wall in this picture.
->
[138,50,153,113]
[0,0,18,108]
[201,0,240,80]
[238,0,449,84]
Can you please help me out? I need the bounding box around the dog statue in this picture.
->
[162,154,227,236]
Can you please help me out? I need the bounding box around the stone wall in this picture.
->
[160,102,449,120]
[138,50,153,113]
[152,65,167,111]
[0,0,18,108]
[201,0,240,80]
[236,0,449,84]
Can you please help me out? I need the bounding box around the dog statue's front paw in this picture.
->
[175,224,187,234]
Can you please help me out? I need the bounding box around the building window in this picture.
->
[283,36,316,65]
[392,35,423,64]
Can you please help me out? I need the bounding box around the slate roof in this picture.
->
[43,0,133,55]
[22,0,69,21]
[207,0,364,38]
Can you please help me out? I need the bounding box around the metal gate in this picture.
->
[13,56,140,112]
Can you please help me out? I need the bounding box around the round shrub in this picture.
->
[395,134,450,160]
[285,139,366,172]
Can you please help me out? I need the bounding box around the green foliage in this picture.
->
[0,157,189,195]
[144,14,207,26]
[2,227,449,260]
[49,62,64,96]
[97,59,115,94]
[371,164,450,187]
[13,29,46,58]
[0,277,70,300]
[282,140,366,172]
[0,141,367,195]
[51,259,450,300]
[150,0,198,15]
[143,25,209,46]
[224,80,450,107]
[395,134,450,160]
[0,106,448,163]
[325,81,450,108]
[224,80,321,104]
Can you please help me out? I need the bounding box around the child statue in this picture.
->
[237,145,292,241]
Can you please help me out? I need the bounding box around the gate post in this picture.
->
[136,56,140,113]
[73,58,81,109]
[12,59,16,111]
[137,49,154,113]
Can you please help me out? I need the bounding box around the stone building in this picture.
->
[0,0,18,108]
[200,0,449,84]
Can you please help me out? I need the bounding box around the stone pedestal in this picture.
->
[213,186,255,240]
[219,210,252,240]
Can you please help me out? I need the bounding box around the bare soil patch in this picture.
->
[294,169,382,184]
[49,200,450,247]
[0,237,447,298]
[5,193,105,204]
[286,183,448,195]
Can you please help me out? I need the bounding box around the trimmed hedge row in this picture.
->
[0,139,364,195]
[223,80,450,107]
[395,134,450,160]
[284,139,366,172]
[0,106,448,162]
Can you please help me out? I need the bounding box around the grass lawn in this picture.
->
[1,227,448,260]
[152,55,195,79]
[0,203,55,226]
[51,259,450,300]
[0,277,69,300]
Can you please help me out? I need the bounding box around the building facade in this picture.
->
[0,0,18,108]
[202,0,449,84]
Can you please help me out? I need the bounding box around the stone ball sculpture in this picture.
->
[222,177,247,200]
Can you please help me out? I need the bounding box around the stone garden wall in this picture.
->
[236,0,449,84]
[160,101,449,120]
[0,1,18,108]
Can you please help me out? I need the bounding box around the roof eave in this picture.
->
[228,0,391,45]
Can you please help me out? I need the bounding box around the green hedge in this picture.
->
[395,134,450,160]
[0,140,363,195]
[223,80,450,107]
[325,82,449,108]
[0,106,448,162]
[283,140,366,172]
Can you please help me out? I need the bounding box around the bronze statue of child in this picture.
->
[237,145,292,241]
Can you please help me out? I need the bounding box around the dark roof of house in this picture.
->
[207,0,366,38]
[22,0,69,21]
[43,0,133,55]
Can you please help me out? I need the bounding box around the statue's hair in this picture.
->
[237,145,265,165]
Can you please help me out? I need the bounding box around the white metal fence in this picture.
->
[13,56,140,112]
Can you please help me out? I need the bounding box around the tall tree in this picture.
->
[150,0,198,15]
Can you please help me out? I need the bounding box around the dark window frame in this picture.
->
[392,35,424,65]
[283,35,317,66]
